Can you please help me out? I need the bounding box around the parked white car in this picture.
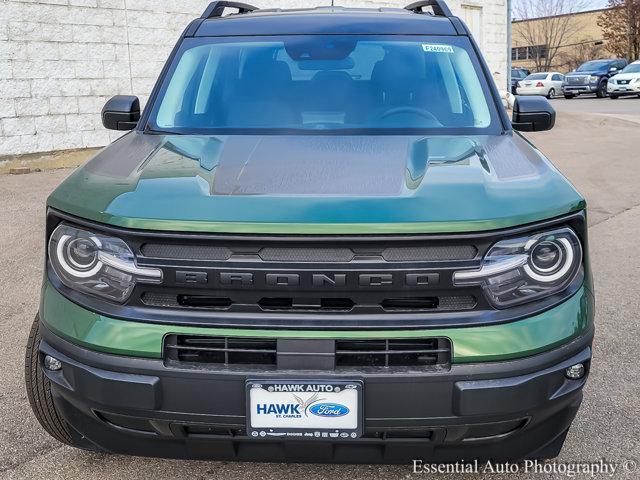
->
[608,61,640,99]
[516,72,564,99]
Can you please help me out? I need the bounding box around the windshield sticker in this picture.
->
[422,44,454,54]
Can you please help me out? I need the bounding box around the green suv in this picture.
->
[25,0,594,464]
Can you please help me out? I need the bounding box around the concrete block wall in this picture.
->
[0,0,507,157]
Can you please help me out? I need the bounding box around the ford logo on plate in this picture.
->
[308,403,350,417]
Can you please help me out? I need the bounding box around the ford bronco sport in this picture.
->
[26,0,594,464]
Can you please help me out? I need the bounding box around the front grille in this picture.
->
[259,247,355,263]
[135,235,482,319]
[130,232,488,322]
[164,335,451,370]
[382,245,476,262]
[567,76,588,85]
[142,292,477,313]
[141,243,232,260]
[140,243,476,263]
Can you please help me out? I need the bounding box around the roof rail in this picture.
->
[201,1,258,19]
[404,1,453,17]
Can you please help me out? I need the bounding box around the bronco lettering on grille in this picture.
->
[175,271,441,288]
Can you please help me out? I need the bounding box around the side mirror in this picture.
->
[101,95,140,130]
[512,96,555,132]
[609,66,618,73]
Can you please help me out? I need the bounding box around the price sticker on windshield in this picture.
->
[422,44,455,54]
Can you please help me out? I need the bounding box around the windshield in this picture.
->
[577,60,610,72]
[147,35,499,135]
[622,63,640,74]
[525,73,547,80]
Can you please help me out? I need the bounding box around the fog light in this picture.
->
[44,355,62,371]
[565,363,585,380]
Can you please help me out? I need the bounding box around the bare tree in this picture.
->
[556,40,606,71]
[598,0,640,61]
[513,0,592,71]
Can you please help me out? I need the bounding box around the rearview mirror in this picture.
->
[101,95,140,130]
[512,96,555,132]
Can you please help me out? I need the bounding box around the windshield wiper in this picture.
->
[143,123,182,135]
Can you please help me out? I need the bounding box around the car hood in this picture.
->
[612,73,640,81]
[566,71,601,77]
[48,132,585,234]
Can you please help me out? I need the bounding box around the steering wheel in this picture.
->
[379,107,439,123]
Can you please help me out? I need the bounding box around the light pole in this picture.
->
[507,0,513,92]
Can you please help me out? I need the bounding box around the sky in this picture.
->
[585,0,610,7]
[512,0,610,13]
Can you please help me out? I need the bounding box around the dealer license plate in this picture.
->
[246,380,362,440]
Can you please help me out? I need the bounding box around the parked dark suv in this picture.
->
[511,68,530,95]
[562,58,628,98]
[26,0,593,464]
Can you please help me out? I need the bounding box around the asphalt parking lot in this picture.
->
[1,99,639,479]
[549,95,640,123]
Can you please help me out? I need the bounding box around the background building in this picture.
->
[0,0,508,158]
[512,7,618,73]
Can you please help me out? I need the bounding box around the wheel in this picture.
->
[564,94,575,99]
[596,81,607,98]
[547,88,556,99]
[610,94,619,99]
[25,315,75,446]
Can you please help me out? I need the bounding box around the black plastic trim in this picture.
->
[405,1,453,17]
[37,322,593,462]
[201,2,258,19]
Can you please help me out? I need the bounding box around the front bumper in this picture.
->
[562,84,598,94]
[38,318,594,463]
[607,83,640,95]
[516,87,549,96]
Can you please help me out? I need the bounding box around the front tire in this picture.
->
[547,88,556,99]
[564,94,575,99]
[25,315,74,446]
[596,81,608,98]
[610,94,619,99]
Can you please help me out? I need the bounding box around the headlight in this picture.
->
[49,223,161,302]
[453,228,582,308]
[632,78,640,84]
[589,75,599,83]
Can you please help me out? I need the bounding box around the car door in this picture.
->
[551,73,564,91]
[608,61,624,77]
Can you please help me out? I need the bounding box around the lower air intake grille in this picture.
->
[164,336,277,366]
[163,335,451,369]
[335,338,451,368]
